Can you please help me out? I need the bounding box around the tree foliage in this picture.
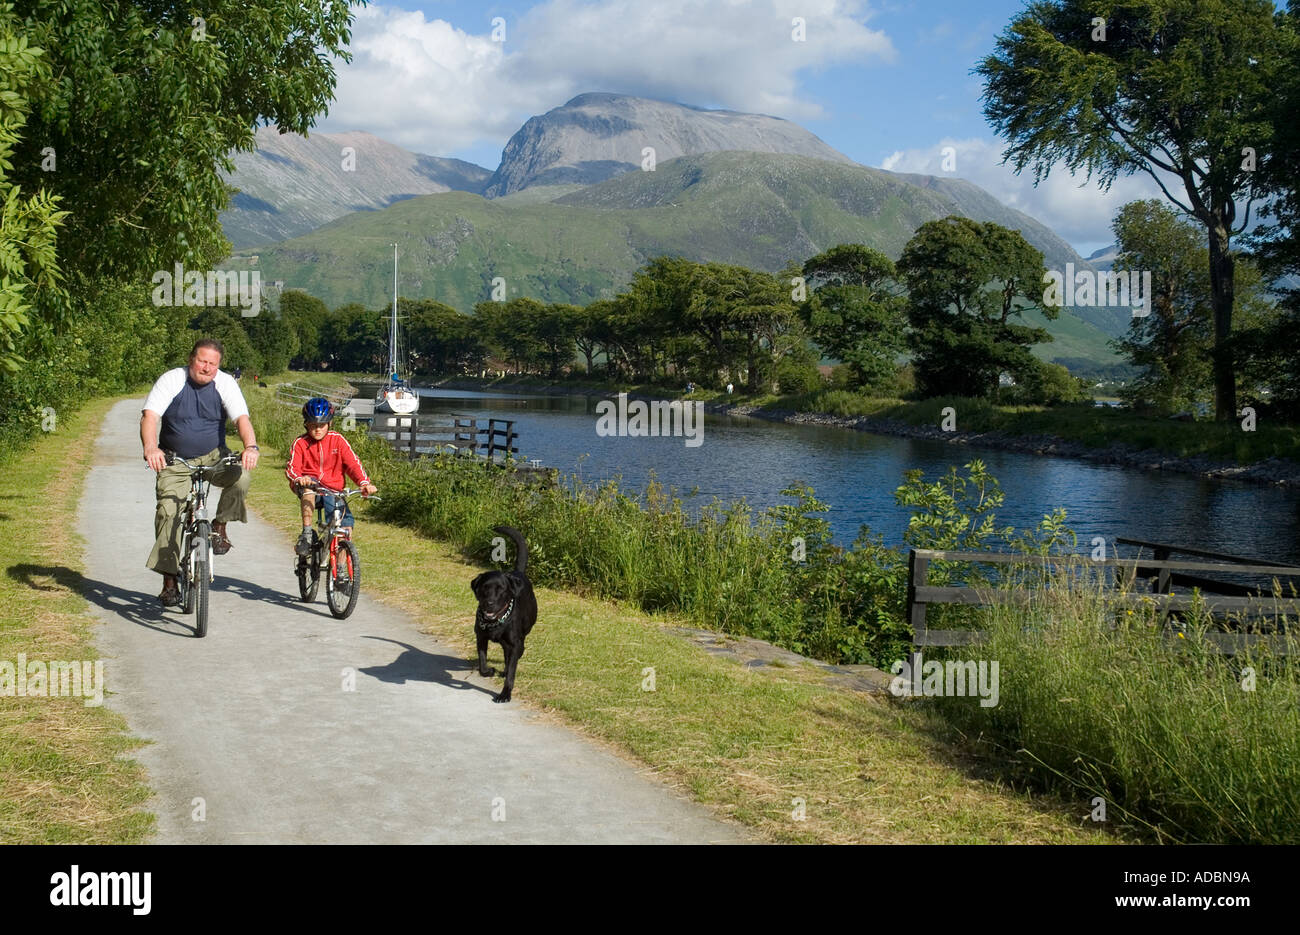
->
[898,217,1053,398]
[977,0,1288,419]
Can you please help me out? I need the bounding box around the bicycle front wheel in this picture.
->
[326,538,360,619]
[194,521,211,637]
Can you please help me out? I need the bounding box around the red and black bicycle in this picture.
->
[295,485,378,619]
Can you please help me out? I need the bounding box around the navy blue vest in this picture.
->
[159,376,227,458]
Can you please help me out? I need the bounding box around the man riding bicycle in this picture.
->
[141,339,260,606]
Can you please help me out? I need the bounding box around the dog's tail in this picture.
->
[493,525,528,575]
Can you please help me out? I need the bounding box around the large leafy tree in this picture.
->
[898,217,1053,399]
[9,0,358,288]
[801,244,907,392]
[1243,2,1300,416]
[977,0,1286,420]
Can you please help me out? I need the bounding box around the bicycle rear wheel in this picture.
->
[297,531,321,602]
[326,538,360,619]
[194,521,211,637]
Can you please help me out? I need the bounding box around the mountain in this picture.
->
[482,92,856,198]
[1086,244,1119,271]
[220,128,491,247]
[251,150,1124,364]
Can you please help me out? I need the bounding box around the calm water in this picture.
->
[406,388,1300,560]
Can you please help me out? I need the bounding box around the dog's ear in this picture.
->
[470,573,487,597]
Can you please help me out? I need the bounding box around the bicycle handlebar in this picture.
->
[169,452,245,472]
[307,484,381,501]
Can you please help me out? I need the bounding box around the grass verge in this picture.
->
[0,396,154,843]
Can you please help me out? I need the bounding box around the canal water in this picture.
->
[411,388,1300,561]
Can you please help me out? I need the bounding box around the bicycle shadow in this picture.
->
[213,576,334,617]
[7,562,197,638]
[357,636,492,696]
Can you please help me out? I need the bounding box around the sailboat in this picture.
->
[375,242,419,415]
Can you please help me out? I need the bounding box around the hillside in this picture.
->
[220,128,491,247]
[251,151,1123,365]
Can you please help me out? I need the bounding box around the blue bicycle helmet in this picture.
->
[302,397,333,423]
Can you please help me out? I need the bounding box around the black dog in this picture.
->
[470,526,538,703]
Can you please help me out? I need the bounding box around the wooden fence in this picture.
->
[906,546,1300,655]
[364,412,520,462]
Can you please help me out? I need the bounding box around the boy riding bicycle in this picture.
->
[286,398,378,555]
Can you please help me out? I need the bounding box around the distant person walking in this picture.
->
[726,382,734,395]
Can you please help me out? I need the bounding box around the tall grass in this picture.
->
[926,565,1300,843]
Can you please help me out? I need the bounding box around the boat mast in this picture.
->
[390,242,399,379]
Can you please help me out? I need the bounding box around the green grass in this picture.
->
[926,567,1300,844]
[0,396,154,843]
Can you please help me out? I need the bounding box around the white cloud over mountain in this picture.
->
[321,1,894,159]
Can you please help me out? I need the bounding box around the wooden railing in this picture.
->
[906,548,1300,655]
[366,412,519,462]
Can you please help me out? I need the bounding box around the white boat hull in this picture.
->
[375,388,419,414]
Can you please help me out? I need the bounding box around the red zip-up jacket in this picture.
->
[285,431,371,492]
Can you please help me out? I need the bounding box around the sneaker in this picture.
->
[295,530,313,556]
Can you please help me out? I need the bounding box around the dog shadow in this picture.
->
[357,636,495,697]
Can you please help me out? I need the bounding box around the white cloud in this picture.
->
[320,6,524,156]
[878,137,1174,253]
[508,0,895,120]
[319,1,896,160]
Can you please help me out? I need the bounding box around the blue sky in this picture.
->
[317,0,1179,255]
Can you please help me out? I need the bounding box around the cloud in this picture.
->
[879,137,1173,252]
[319,1,896,158]
[508,0,895,120]
[320,6,529,156]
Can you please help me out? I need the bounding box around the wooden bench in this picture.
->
[906,548,1300,655]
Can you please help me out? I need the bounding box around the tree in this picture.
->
[322,303,385,372]
[9,0,358,288]
[280,290,330,369]
[573,300,614,375]
[0,8,66,373]
[406,299,485,375]
[801,244,907,392]
[473,298,544,373]
[535,304,578,379]
[897,217,1054,399]
[1108,201,1214,413]
[1242,2,1300,417]
[978,0,1287,419]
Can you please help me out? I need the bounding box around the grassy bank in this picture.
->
[242,389,1115,843]
[0,396,154,843]
[930,572,1300,844]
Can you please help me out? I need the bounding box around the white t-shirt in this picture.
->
[142,368,250,421]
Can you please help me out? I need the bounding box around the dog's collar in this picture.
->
[477,598,515,627]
